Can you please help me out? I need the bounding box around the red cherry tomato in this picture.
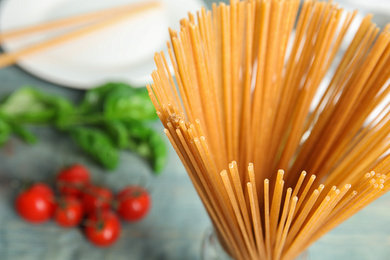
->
[116,186,151,222]
[82,185,113,215]
[54,197,84,227]
[84,211,121,247]
[15,183,55,224]
[56,164,90,197]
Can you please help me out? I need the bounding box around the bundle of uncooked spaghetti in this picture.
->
[147,0,390,259]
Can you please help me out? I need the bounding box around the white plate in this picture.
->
[0,0,204,89]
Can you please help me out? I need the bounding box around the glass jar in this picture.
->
[201,227,233,260]
[201,227,308,260]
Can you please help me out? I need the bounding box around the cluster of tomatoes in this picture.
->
[14,164,151,247]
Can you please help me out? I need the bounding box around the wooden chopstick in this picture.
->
[0,1,162,69]
[0,1,161,42]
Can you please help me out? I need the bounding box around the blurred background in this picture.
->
[0,0,389,259]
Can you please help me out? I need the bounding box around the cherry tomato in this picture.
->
[15,183,55,224]
[82,185,113,215]
[84,210,121,247]
[56,164,90,197]
[116,186,151,222]
[54,196,84,228]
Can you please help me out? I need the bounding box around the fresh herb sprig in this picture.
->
[0,83,167,174]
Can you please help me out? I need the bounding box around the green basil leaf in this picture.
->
[103,120,129,149]
[104,87,157,121]
[71,127,119,170]
[0,87,56,123]
[78,82,136,114]
[0,118,11,146]
[0,87,75,124]
[7,121,37,144]
[124,121,167,173]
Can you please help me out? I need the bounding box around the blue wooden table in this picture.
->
[0,1,389,259]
